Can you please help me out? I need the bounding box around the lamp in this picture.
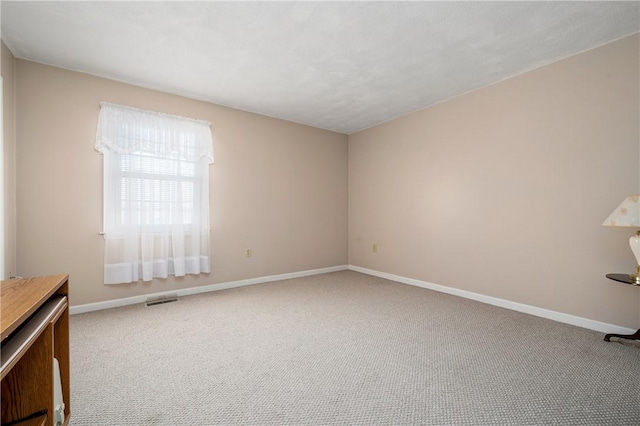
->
[602,195,640,284]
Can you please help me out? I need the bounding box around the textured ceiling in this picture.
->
[2,1,639,134]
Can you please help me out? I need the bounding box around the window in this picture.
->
[118,151,196,227]
[95,103,214,284]
[110,129,199,232]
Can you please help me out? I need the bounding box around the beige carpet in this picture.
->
[69,271,640,425]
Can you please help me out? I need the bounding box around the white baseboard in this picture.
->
[70,265,349,315]
[348,265,637,335]
[71,263,637,335]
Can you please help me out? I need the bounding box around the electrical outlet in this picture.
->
[372,243,378,253]
[245,248,252,258]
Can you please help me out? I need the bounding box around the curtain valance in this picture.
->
[95,102,214,164]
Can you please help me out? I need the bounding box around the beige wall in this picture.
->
[15,60,348,305]
[2,41,17,280]
[349,34,640,328]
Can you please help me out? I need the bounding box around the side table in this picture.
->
[604,273,640,342]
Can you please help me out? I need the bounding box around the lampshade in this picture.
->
[602,195,640,227]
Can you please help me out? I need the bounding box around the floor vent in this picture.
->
[145,294,179,307]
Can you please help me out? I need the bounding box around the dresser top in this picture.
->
[1,275,69,340]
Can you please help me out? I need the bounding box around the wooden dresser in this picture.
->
[1,275,71,426]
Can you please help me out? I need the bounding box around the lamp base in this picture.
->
[629,232,640,285]
[629,265,640,285]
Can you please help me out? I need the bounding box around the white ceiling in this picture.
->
[2,1,639,134]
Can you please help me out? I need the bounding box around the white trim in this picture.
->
[69,265,348,315]
[71,263,636,335]
[348,265,637,335]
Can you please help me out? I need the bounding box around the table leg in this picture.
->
[604,329,640,342]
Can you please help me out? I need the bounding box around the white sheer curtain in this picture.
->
[95,102,214,284]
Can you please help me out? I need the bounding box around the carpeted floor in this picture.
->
[69,271,640,425]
